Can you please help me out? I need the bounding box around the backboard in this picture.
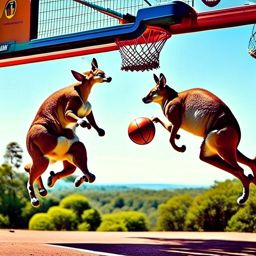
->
[0,0,256,69]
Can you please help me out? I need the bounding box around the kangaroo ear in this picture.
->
[153,74,159,84]
[71,70,87,83]
[91,58,98,71]
[159,73,167,87]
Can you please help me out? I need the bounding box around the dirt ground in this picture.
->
[0,229,256,256]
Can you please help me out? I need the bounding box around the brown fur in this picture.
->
[25,58,112,207]
[143,73,256,204]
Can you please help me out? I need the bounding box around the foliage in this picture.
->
[157,194,193,231]
[185,180,241,231]
[78,222,91,231]
[4,142,23,169]
[0,214,9,228]
[29,213,54,230]
[0,163,28,228]
[226,187,256,232]
[97,211,149,231]
[59,194,91,218]
[47,206,77,230]
[80,208,101,231]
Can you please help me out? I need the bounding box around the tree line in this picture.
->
[0,142,256,232]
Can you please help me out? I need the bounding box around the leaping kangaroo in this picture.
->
[25,58,112,207]
[143,73,256,204]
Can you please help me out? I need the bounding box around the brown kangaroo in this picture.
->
[25,58,112,207]
[143,73,256,204]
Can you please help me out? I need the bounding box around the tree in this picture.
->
[157,194,193,231]
[59,194,91,218]
[185,180,240,231]
[0,163,28,228]
[97,211,149,231]
[226,187,256,232]
[29,213,54,230]
[4,142,23,169]
[47,206,77,230]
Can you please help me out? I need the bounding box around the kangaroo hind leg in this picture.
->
[200,127,250,204]
[48,160,76,187]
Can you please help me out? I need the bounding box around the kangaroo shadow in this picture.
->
[50,237,256,256]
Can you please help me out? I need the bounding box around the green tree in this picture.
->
[97,211,149,231]
[185,180,240,231]
[29,213,54,230]
[157,194,193,231]
[4,142,23,169]
[80,208,101,231]
[59,194,91,218]
[226,187,256,232]
[0,163,28,228]
[47,206,77,230]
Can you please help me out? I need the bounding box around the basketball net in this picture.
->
[116,26,171,71]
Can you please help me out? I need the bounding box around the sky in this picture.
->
[0,0,255,187]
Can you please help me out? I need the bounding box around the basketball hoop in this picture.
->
[116,26,171,72]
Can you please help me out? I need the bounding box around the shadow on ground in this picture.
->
[51,237,256,256]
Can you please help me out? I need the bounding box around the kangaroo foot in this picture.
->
[39,188,48,197]
[74,175,88,187]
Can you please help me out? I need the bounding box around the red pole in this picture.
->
[170,4,256,34]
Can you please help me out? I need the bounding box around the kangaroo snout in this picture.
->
[142,97,150,104]
[105,76,112,83]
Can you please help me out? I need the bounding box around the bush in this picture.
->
[29,213,54,230]
[185,180,240,231]
[81,208,101,231]
[97,211,148,231]
[78,222,91,231]
[157,194,193,231]
[47,206,77,230]
[0,214,9,228]
[60,194,91,217]
[226,188,256,232]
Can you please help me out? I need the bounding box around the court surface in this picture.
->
[1,229,256,255]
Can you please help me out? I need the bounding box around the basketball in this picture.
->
[128,117,155,145]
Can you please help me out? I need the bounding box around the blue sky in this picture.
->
[0,0,255,186]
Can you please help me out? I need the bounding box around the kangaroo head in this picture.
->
[142,73,177,105]
[71,58,112,86]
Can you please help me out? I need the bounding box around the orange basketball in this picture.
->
[128,117,155,145]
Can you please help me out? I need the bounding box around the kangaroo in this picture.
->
[142,73,256,204]
[25,58,112,207]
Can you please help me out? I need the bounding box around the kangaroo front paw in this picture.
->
[97,128,105,137]
[47,171,55,188]
[78,119,91,129]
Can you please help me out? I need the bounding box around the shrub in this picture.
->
[81,208,101,231]
[60,194,91,217]
[47,206,77,230]
[157,194,193,231]
[0,214,9,228]
[28,213,54,230]
[78,222,91,231]
[97,211,148,231]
